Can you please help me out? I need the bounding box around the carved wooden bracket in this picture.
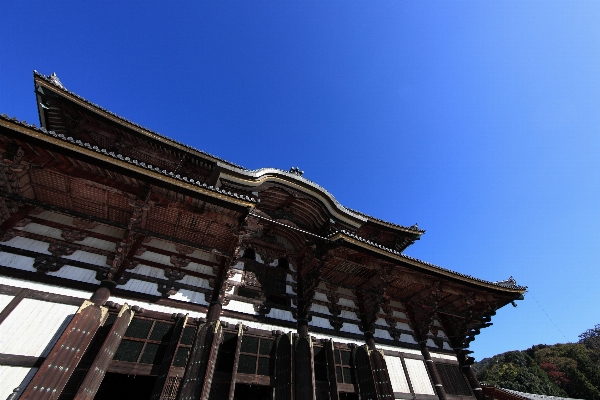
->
[33,255,66,273]
[61,229,88,243]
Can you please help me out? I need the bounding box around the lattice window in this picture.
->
[172,325,196,367]
[334,348,356,385]
[435,363,472,396]
[113,317,174,364]
[237,335,275,376]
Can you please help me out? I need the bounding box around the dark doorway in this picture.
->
[339,393,359,400]
[233,383,272,400]
[94,373,157,400]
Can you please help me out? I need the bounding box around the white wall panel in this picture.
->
[309,316,332,329]
[404,358,435,395]
[0,366,38,400]
[399,333,417,344]
[0,252,36,273]
[19,223,63,240]
[224,299,258,315]
[286,284,295,295]
[374,328,393,340]
[267,308,294,322]
[118,278,161,296]
[48,265,100,284]
[138,251,171,266]
[396,322,411,331]
[443,342,453,351]
[35,211,75,226]
[426,339,437,347]
[386,356,411,394]
[340,310,359,321]
[144,238,177,252]
[221,317,290,333]
[63,250,107,266]
[129,264,164,279]
[169,289,208,306]
[110,295,207,319]
[0,276,92,299]
[0,293,15,312]
[431,352,458,361]
[76,237,116,252]
[340,323,362,335]
[3,236,50,254]
[89,224,124,238]
[187,262,214,276]
[338,298,358,309]
[179,275,210,289]
[310,304,331,315]
[0,299,78,357]
[392,310,408,319]
[313,292,328,302]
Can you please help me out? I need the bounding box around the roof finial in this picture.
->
[48,72,65,89]
[289,166,304,176]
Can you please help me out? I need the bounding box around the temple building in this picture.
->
[0,71,525,400]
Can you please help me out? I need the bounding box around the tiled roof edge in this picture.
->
[33,70,248,170]
[328,229,527,291]
[0,114,257,204]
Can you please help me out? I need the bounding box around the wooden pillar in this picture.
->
[274,332,293,400]
[150,314,188,400]
[20,300,108,399]
[418,340,447,400]
[455,349,483,400]
[295,335,315,400]
[357,331,394,400]
[177,320,223,400]
[73,303,134,400]
[227,324,244,400]
[324,339,339,400]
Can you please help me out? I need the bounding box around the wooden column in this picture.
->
[418,340,447,400]
[227,323,244,400]
[324,339,339,400]
[73,303,135,400]
[455,349,483,400]
[274,332,293,400]
[151,314,188,400]
[177,320,223,400]
[20,300,108,399]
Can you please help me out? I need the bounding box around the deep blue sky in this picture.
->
[2,2,599,360]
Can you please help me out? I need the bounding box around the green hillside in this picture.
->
[472,324,600,399]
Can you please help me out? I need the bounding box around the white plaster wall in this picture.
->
[18,223,63,240]
[130,263,164,279]
[118,279,161,296]
[76,236,116,252]
[0,293,15,312]
[179,275,210,289]
[267,308,295,322]
[137,251,171,266]
[286,284,295,295]
[63,250,107,266]
[168,290,208,306]
[310,304,331,316]
[187,262,214,276]
[338,298,358,309]
[399,333,417,344]
[340,323,362,335]
[431,352,458,361]
[0,366,38,400]
[426,339,437,348]
[392,310,407,319]
[0,276,92,299]
[386,356,411,394]
[0,299,78,357]
[443,342,453,351]
[396,321,411,331]
[224,299,258,315]
[109,295,207,318]
[374,328,393,340]
[0,252,35,272]
[404,358,435,395]
[340,309,359,321]
[313,292,328,302]
[309,316,332,329]
[89,224,124,238]
[220,316,291,333]
[2,236,50,254]
[34,210,75,226]
[48,265,100,285]
[143,238,177,252]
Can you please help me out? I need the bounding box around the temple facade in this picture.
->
[0,71,525,400]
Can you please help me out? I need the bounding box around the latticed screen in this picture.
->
[435,363,472,396]
[173,326,196,367]
[237,335,275,376]
[113,318,174,364]
[334,349,356,384]
[215,332,238,373]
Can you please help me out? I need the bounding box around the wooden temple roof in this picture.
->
[0,71,526,352]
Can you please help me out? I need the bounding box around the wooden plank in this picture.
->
[324,340,339,400]
[150,314,187,400]
[369,350,394,399]
[295,336,315,400]
[227,324,243,400]
[0,353,45,368]
[20,300,108,400]
[274,333,292,400]
[73,304,134,400]
[0,288,29,325]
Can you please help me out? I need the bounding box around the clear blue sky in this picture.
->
[2,2,599,361]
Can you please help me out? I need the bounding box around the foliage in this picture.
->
[474,324,600,399]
